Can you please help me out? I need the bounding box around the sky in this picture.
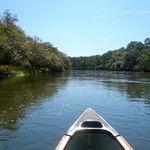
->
[0,0,150,57]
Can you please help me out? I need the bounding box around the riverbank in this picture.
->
[0,65,49,80]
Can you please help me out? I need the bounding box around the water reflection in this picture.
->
[97,71,150,105]
[0,73,69,132]
[69,71,150,106]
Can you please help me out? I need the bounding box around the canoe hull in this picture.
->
[55,108,133,150]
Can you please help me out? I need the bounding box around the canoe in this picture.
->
[55,108,133,150]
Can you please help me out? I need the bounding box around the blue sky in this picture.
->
[1,0,150,56]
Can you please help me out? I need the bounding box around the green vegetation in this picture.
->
[0,10,70,78]
[1,10,150,79]
[70,39,150,72]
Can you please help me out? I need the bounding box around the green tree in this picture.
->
[138,49,150,71]
[126,41,144,51]
[0,10,70,73]
[106,48,126,71]
[144,38,150,48]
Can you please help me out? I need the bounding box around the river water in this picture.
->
[0,70,150,150]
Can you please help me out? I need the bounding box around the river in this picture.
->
[0,70,150,150]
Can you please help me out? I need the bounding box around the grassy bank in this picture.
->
[0,65,49,79]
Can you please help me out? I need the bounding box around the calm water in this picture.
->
[0,70,150,150]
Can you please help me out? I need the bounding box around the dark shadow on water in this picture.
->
[0,72,69,131]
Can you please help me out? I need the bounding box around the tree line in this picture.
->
[1,10,150,74]
[0,10,70,73]
[70,38,150,72]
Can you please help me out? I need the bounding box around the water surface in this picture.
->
[0,71,150,150]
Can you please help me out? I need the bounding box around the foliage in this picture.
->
[1,10,149,73]
[137,49,150,71]
[0,10,70,74]
[70,40,150,72]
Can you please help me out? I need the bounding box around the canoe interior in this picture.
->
[64,131,124,150]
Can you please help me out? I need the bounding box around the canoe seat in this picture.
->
[81,121,103,128]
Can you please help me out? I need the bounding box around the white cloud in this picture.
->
[93,10,150,20]
[140,11,150,14]
[125,10,150,15]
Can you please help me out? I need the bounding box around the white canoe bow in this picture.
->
[55,108,133,150]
